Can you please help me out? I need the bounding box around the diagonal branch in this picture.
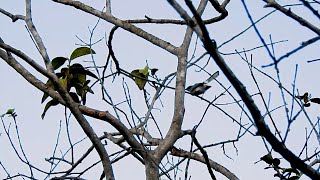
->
[52,0,178,55]
[191,129,216,180]
[0,40,49,78]
[167,0,320,179]
[0,47,115,180]
[126,0,230,25]
[25,0,52,70]
[263,0,320,35]
[0,44,146,157]
[171,147,239,180]
[0,8,25,22]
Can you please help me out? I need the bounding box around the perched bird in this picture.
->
[186,71,219,96]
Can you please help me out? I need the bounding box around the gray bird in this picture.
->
[186,71,219,96]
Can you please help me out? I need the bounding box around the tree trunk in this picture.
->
[145,157,159,180]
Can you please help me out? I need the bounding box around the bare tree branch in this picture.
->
[166,0,320,178]
[25,0,53,70]
[171,147,239,180]
[52,0,178,55]
[0,8,25,22]
[263,0,320,35]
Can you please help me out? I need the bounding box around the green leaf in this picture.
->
[70,47,96,60]
[70,64,86,81]
[42,80,54,103]
[51,57,68,70]
[84,85,94,94]
[70,63,85,73]
[82,80,94,94]
[41,100,59,119]
[69,63,98,79]
[3,108,16,117]
[69,64,86,87]
[135,75,147,90]
[5,108,15,115]
[60,78,68,90]
[72,73,86,86]
[41,93,49,104]
[56,68,69,78]
[74,86,88,105]
[82,92,87,105]
[84,69,98,79]
[139,65,149,76]
[130,69,139,77]
[75,85,85,97]
[131,69,147,90]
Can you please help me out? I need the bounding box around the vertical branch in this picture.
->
[156,0,209,160]
[24,1,115,179]
[0,161,10,178]
[191,129,216,180]
[25,0,53,71]
[12,115,34,178]
[105,0,111,15]
[48,120,62,176]
[64,109,74,164]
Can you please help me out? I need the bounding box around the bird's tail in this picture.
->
[204,71,219,84]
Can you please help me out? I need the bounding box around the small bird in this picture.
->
[186,71,219,96]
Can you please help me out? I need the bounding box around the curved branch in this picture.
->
[0,8,25,22]
[263,0,320,35]
[0,46,146,153]
[126,0,230,25]
[0,40,49,78]
[191,129,216,179]
[0,47,115,180]
[0,37,147,151]
[52,0,178,55]
[171,147,239,180]
[0,45,153,179]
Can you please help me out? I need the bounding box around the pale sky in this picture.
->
[0,1,319,179]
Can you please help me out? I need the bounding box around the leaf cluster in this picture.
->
[130,65,158,90]
[41,47,97,119]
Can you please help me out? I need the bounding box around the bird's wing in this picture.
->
[204,71,219,84]
[186,83,202,91]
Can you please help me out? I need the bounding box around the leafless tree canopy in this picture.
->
[0,0,319,180]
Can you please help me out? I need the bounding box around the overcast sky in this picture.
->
[1,1,319,179]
